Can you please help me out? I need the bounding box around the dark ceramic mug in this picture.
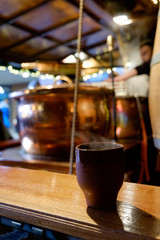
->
[76,142,124,209]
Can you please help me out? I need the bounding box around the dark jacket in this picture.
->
[135,61,150,76]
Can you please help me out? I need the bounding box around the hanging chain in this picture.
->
[69,0,84,174]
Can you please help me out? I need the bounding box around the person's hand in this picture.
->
[114,75,125,81]
[103,76,125,82]
[103,78,112,82]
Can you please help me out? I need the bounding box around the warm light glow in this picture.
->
[13,70,19,75]
[82,58,100,69]
[21,62,37,69]
[8,65,13,71]
[113,15,132,26]
[82,61,92,68]
[0,66,6,71]
[125,62,133,68]
[117,102,123,112]
[25,90,30,94]
[35,71,40,77]
[116,127,122,136]
[83,75,90,81]
[99,70,104,75]
[62,54,76,63]
[62,51,88,63]
[22,71,30,78]
[44,74,54,79]
[113,67,118,72]
[92,73,97,78]
[107,35,113,52]
[46,85,53,89]
[18,104,32,118]
[0,63,55,80]
[75,51,88,61]
[31,72,36,77]
[22,137,34,152]
[0,86,4,94]
[107,69,112,74]
[150,0,159,4]
[40,75,45,80]
[56,75,61,81]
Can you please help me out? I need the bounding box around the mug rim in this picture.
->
[76,141,124,152]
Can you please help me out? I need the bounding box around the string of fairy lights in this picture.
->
[0,64,55,80]
[0,63,121,83]
[82,69,112,81]
[82,67,124,82]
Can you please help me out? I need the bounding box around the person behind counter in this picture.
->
[110,39,153,82]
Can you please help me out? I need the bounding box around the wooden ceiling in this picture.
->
[0,0,158,65]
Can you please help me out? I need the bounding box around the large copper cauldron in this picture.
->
[10,85,114,158]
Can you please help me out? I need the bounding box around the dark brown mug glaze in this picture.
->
[76,142,124,209]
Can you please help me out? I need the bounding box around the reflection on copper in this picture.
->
[18,104,32,119]
[11,85,114,158]
[22,137,34,152]
[116,101,123,112]
[112,97,152,140]
[116,126,122,136]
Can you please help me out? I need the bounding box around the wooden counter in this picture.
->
[0,139,20,150]
[0,166,160,239]
[0,140,140,174]
[0,146,76,173]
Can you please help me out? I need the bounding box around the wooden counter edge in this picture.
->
[0,202,155,240]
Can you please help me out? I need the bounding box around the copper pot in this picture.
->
[109,96,152,140]
[10,85,114,158]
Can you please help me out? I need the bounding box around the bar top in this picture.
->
[0,139,20,150]
[0,166,160,240]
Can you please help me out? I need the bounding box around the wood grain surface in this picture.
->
[0,146,76,173]
[0,141,140,173]
[0,166,160,239]
[0,140,20,150]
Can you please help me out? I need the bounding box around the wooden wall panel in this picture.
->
[14,0,79,31]
[0,24,30,49]
[10,37,57,57]
[0,0,45,19]
[47,15,102,42]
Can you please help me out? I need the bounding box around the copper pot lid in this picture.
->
[9,84,114,99]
